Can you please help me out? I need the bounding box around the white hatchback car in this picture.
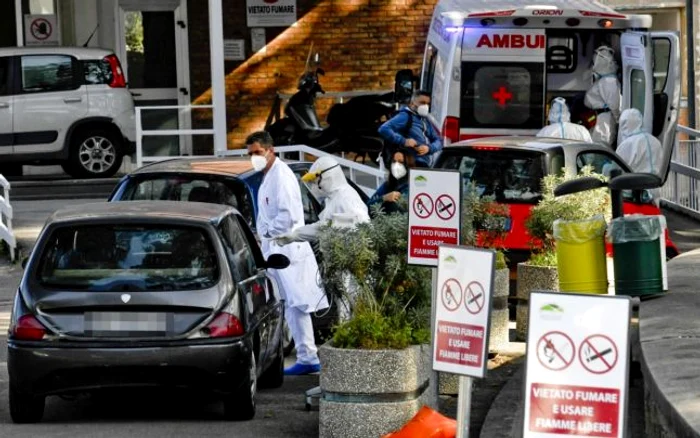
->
[0,47,136,178]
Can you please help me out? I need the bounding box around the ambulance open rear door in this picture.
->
[620,31,680,184]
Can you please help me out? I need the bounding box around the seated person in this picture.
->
[537,97,593,142]
[367,149,414,214]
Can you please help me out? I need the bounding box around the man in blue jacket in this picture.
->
[378,90,443,167]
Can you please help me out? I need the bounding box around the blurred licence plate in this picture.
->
[84,312,169,336]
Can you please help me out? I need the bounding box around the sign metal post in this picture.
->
[407,169,462,410]
[433,246,494,437]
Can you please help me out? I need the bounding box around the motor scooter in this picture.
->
[265,52,340,151]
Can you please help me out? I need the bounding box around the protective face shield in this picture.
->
[592,46,617,76]
[251,151,269,171]
[416,104,430,117]
[390,162,407,180]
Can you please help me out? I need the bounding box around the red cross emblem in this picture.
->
[492,86,513,108]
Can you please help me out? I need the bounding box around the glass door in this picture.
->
[117,0,191,157]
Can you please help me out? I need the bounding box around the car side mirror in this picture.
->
[21,257,28,269]
[266,254,290,270]
[554,177,608,197]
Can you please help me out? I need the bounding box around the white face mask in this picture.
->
[390,162,407,180]
[416,104,430,117]
[251,152,268,171]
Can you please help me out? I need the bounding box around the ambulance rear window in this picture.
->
[460,62,545,130]
[436,148,546,204]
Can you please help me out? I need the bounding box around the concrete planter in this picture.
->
[319,343,435,438]
[516,262,559,342]
[440,267,510,395]
[490,267,510,351]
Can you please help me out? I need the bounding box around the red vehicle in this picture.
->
[434,136,679,270]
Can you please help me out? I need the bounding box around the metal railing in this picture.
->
[222,145,386,195]
[135,105,215,168]
[265,89,393,127]
[0,174,16,262]
[660,124,700,220]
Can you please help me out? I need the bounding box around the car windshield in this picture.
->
[120,176,254,227]
[438,148,546,204]
[38,225,219,292]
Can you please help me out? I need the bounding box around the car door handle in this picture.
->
[63,97,82,103]
[0,102,8,109]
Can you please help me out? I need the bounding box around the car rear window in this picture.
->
[83,59,113,85]
[120,176,255,226]
[460,62,545,130]
[437,148,546,204]
[37,225,219,292]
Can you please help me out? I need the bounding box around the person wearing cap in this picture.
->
[584,45,621,148]
[537,97,593,142]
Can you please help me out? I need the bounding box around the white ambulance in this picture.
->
[420,0,680,172]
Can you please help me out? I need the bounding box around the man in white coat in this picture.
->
[584,45,621,148]
[246,131,329,376]
[537,97,593,142]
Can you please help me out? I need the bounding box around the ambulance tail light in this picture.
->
[513,17,528,26]
[566,18,581,27]
[598,19,614,28]
[443,117,460,143]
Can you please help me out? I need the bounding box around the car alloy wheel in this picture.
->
[79,135,117,175]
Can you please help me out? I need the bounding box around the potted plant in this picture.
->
[316,208,434,438]
[516,167,610,341]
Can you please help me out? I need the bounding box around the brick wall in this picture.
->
[187,0,438,149]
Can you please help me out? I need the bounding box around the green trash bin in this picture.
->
[608,215,664,297]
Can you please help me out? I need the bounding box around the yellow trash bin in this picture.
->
[554,215,608,294]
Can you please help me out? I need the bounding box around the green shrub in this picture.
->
[319,208,431,350]
[461,182,510,269]
[525,166,610,266]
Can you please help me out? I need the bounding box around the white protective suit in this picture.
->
[617,108,663,175]
[256,158,328,365]
[615,108,663,206]
[282,156,370,242]
[537,97,593,142]
[584,46,621,148]
[277,157,370,322]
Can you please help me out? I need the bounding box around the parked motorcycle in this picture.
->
[265,52,340,151]
[266,51,418,164]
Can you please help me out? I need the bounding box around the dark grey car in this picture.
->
[7,201,289,423]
